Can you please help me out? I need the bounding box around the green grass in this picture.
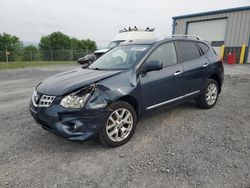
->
[0,61,76,70]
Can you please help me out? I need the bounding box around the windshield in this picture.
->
[107,40,125,49]
[89,45,150,70]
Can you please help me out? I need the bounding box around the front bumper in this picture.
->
[29,97,111,141]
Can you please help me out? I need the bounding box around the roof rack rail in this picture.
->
[157,34,202,41]
[171,34,202,40]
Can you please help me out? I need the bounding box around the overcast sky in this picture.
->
[0,0,249,47]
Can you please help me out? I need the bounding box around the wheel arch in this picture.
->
[209,74,222,93]
[116,95,140,120]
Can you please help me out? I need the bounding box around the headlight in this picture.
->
[60,86,94,109]
[31,89,38,107]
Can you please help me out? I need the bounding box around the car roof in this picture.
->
[120,37,207,46]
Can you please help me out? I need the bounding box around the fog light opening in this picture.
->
[71,121,84,132]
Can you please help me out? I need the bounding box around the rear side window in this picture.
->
[198,42,209,54]
[146,42,177,67]
[175,41,200,62]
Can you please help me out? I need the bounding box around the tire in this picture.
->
[197,79,219,109]
[99,101,137,147]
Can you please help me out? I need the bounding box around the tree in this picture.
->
[39,32,97,61]
[0,33,22,61]
[23,45,39,61]
[76,39,97,52]
[71,38,97,60]
[39,32,72,61]
[39,32,71,50]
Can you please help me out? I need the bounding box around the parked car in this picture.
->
[77,53,97,65]
[30,35,224,147]
[77,27,155,65]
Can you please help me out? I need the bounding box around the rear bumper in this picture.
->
[29,100,111,141]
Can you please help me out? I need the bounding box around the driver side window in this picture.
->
[146,42,177,67]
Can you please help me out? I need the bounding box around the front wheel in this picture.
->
[197,79,219,109]
[99,101,137,147]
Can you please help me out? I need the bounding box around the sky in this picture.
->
[0,0,249,47]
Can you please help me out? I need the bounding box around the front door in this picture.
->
[139,42,184,110]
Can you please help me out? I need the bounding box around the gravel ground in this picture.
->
[0,64,249,188]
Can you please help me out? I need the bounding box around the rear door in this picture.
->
[175,40,210,95]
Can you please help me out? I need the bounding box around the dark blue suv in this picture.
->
[30,36,224,147]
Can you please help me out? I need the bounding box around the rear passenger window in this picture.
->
[198,42,209,54]
[175,41,200,62]
[146,42,177,67]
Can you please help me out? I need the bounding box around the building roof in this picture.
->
[172,6,250,19]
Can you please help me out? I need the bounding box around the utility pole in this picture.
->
[86,46,89,55]
[30,51,32,62]
[71,42,73,61]
[50,50,53,62]
[5,45,8,63]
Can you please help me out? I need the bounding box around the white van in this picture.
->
[78,27,155,64]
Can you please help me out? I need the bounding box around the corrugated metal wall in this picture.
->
[173,10,250,47]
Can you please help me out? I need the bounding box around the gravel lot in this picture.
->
[0,64,250,188]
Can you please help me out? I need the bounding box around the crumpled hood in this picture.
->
[37,68,121,96]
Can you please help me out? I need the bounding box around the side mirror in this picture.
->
[143,60,163,73]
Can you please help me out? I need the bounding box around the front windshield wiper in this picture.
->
[90,67,125,71]
[89,67,104,70]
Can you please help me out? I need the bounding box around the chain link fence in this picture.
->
[0,50,91,62]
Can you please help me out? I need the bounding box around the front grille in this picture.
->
[38,95,55,107]
[32,89,56,107]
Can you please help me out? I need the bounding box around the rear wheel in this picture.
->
[197,79,219,109]
[99,101,137,147]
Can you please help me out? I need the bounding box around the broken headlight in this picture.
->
[60,86,94,109]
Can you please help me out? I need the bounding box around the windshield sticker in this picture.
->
[131,47,147,51]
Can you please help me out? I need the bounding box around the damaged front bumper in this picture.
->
[29,97,111,141]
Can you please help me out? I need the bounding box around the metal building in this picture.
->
[172,6,250,64]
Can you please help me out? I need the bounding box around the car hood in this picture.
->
[37,68,121,96]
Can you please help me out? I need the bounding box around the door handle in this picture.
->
[203,63,209,67]
[174,71,182,76]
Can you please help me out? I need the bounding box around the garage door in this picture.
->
[187,19,227,54]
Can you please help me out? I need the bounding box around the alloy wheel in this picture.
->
[206,83,218,105]
[106,108,133,142]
